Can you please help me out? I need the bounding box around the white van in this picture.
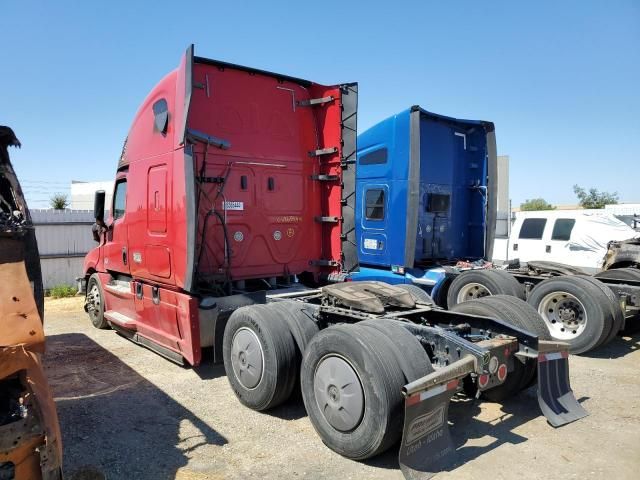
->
[493,210,640,273]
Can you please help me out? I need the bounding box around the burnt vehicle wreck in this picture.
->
[1,126,62,480]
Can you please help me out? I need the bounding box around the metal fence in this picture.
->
[31,209,96,289]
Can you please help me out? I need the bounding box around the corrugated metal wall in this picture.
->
[31,209,96,289]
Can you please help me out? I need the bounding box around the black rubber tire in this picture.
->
[527,276,613,354]
[595,267,640,281]
[475,296,551,390]
[268,301,320,355]
[596,268,640,336]
[358,319,434,381]
[268,301,320,395]
[301,324,405,460]
[394,284,435,305]
[577,275,624,346]
[223,305,298,411]
[487,295,552,341]
[86,274,109,329]
[490,269,528,299]
[447,269,525,308]
[450,296,531,401]
[433,275,454,308]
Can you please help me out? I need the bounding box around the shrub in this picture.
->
[573,185,618,209]
[48,284,77,299]
[521,198,555,211]
[50,193,70,210]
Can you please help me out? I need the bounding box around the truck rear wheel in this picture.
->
[268,301,320,355]
[527,276,614,354]
[595,267,640,281]
[475,295,551,390]
[394,284,435,305]
[447,269,525,308]
[86,274,109,329]
[481,295,552,339]
[596,268,640,334]
[300,324,405,460]
[577,275,624,346]
[450,296,532,401]
[358,319,433,381]
[223,305,297,411]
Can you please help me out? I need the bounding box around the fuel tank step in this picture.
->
[104,311,137,330]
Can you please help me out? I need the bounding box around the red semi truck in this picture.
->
[81,46,586,477]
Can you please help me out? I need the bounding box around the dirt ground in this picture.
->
[42,297,640,480]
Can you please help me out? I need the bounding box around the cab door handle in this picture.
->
[545,245,551,253]
[122,247,128,265]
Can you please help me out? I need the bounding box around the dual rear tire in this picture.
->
[447,269,525,308]
[222,301,431,459]
[526,275,623,354]
[451,295,549,401]
[595,267,640,282]
[300,321,431,459]
[446,269,624,354]
[222,301,318,411]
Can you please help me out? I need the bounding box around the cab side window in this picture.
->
[365,189,385,220]
[113,180,127,220]
[551,218,576,241]
[152,98,169,136]
[426,193,450,213]
[359,148,388,165]
[518,218,546,239]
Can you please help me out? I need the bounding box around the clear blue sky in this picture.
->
[2,0,638,208]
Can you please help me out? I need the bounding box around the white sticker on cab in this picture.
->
[223,201,244,211]
[364,238,378,250]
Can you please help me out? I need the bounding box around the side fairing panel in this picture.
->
[174,45,193,147]
[338,84,359,274]
[484,129,497,261]
[308,82,358,276]
[132,284,201,366]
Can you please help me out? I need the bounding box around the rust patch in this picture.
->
[0,261,44,350]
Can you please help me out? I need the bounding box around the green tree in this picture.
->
[50,193,69,210]
[573,185,619,209]
[520,198,556,211]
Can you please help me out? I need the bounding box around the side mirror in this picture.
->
[94,190,106,226]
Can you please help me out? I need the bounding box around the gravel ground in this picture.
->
[42,297,640,480]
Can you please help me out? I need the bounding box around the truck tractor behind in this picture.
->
[351,106,640,354]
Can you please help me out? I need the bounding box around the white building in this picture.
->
[70,180,114,210]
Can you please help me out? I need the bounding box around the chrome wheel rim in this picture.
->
[230,327,264,390]
[456,282,492,303]
[314,354,364,432]
[87,284,101,318]
[537,291,587,340]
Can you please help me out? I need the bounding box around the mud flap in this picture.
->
[399,356,475,480]
[537,347,588,427]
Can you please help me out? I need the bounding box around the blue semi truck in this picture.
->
[351,106,640,354]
